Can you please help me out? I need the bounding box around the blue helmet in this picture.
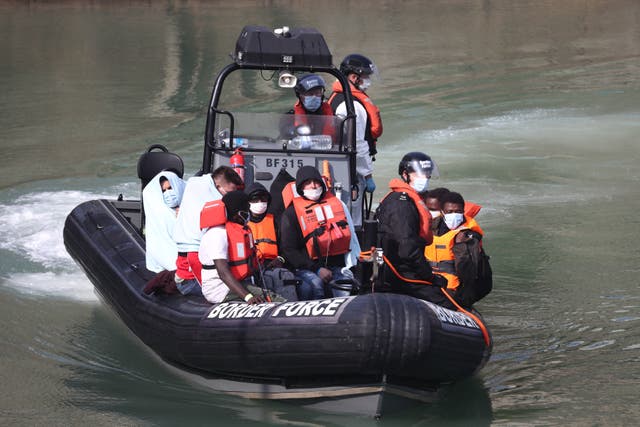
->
[294,74,326,95]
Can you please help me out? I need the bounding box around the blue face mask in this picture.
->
[163,189,179,208]
[411,177,429,193]
[302,95,322,112]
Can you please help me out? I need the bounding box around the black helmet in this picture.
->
[294,74,326,95]
[398,152,439,178]
[340,54,377,76]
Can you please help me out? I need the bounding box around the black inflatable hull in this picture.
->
[64,199,491,415]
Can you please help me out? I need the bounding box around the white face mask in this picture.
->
[411,176,429,193]
[358,77,371,91]
[429,210,441,219]
[303,187,323,201]
[249,201,268,215]
[444,213,465,230]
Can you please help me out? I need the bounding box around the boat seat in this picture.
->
[137,144,184,189]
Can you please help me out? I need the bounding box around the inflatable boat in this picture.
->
[63,26,491,417]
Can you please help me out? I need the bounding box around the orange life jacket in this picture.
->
[200,200,256,281]
[464,201,482,218]
[292,101,335,137]
[247,213,278,262]
[380,178,433,244]
[283,182,352,260]
[328,80,383,139]
[424,217,483,290]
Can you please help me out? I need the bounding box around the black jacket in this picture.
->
[376,192,435,284]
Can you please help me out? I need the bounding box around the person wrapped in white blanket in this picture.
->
[142,170,186,272]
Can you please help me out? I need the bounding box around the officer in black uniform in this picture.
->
[375,152,452,308]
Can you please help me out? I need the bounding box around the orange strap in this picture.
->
[438,287,491,346]
[382,254,491,346]
[359,249,373,260]
[382,254,433,285]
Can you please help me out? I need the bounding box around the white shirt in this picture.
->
[198,226,230,304]
[335,100,373,177]
[172,174,223,252]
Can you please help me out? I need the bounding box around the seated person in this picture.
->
[279,166,360,300]
[290,74,334,120]
[280,74,335,145]
[142,170,186,272]
[245,182,280,265]
[246,182,298,301]
[198,190,283,305]
[375,152,451,307]
[172,166,242,297]
[422,187,450,232]
[423,186,482,220]
[424,191,488,307]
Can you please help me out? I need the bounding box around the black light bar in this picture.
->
[234,25,332,68]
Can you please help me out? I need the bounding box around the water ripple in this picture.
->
[579,340,615,351]
[612,316,640,322]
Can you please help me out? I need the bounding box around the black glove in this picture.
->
[430,274,448,288]
[368,140,378,157]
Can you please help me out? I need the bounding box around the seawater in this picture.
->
[1,1,640,425]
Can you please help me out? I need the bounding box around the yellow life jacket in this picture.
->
[424,217,483,290]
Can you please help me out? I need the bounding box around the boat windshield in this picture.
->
[213,111,353,153]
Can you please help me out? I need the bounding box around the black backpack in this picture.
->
[474,246,493,301]
[453,235,493,308]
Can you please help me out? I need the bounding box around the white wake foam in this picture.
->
[0,183,137,301]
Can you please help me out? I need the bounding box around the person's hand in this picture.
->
[247,294,266,304]
[318,267,333,283]
[365,176,376,193]
[455,231,477,244]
